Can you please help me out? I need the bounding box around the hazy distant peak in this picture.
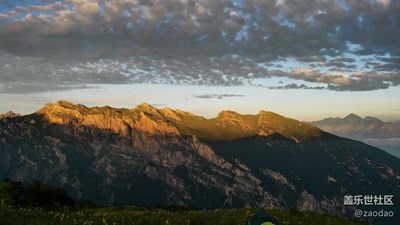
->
[309,114,400,145]
[364,116,382,122]
[344,113,362,120]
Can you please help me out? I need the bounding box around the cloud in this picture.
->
[286,68,396,91]
[1,0,398,58]
[270,83,325,90]
[192,94,244,100]
[324,57,357,70]
[0,82,90,94]
[0,53,398,94]
[371,56,400,71]
[0,0,399,93]
[329,57,356,63]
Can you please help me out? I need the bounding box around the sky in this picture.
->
[0,0,399,121]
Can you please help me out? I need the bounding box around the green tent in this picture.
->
[246,211,280,225]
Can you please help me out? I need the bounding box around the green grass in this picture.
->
[0,200,365,225]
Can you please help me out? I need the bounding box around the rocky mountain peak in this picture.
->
[136,102,157,111]
[160,107,184,121]
[37,100,88,115]
[27,100,324,142]
[258,110,269,115]
[134,102,160,116]
[34,101,82,126]
[217,110,241,119]
[137,102,153,108]
[0,111,20,120]
[55,100,75,108]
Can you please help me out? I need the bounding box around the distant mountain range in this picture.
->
[0,101,399,224]
[309,114,400,158]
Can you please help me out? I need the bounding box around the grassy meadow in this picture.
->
[0,202,366,225]
[0,180,366,225]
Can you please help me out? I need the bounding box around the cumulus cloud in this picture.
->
[0,0,399,93]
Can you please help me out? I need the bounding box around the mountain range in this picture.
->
[0,101,399,224]
[309,114,400,158]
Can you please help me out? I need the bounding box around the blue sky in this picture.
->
[0,0,399,121]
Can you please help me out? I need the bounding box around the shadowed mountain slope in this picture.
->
[0,101,399,224]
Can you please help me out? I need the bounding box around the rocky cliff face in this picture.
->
[0,101,279,208]
[0,101,399,223]
[0,111,20,120]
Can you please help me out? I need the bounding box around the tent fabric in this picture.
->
[246,211,279,225]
